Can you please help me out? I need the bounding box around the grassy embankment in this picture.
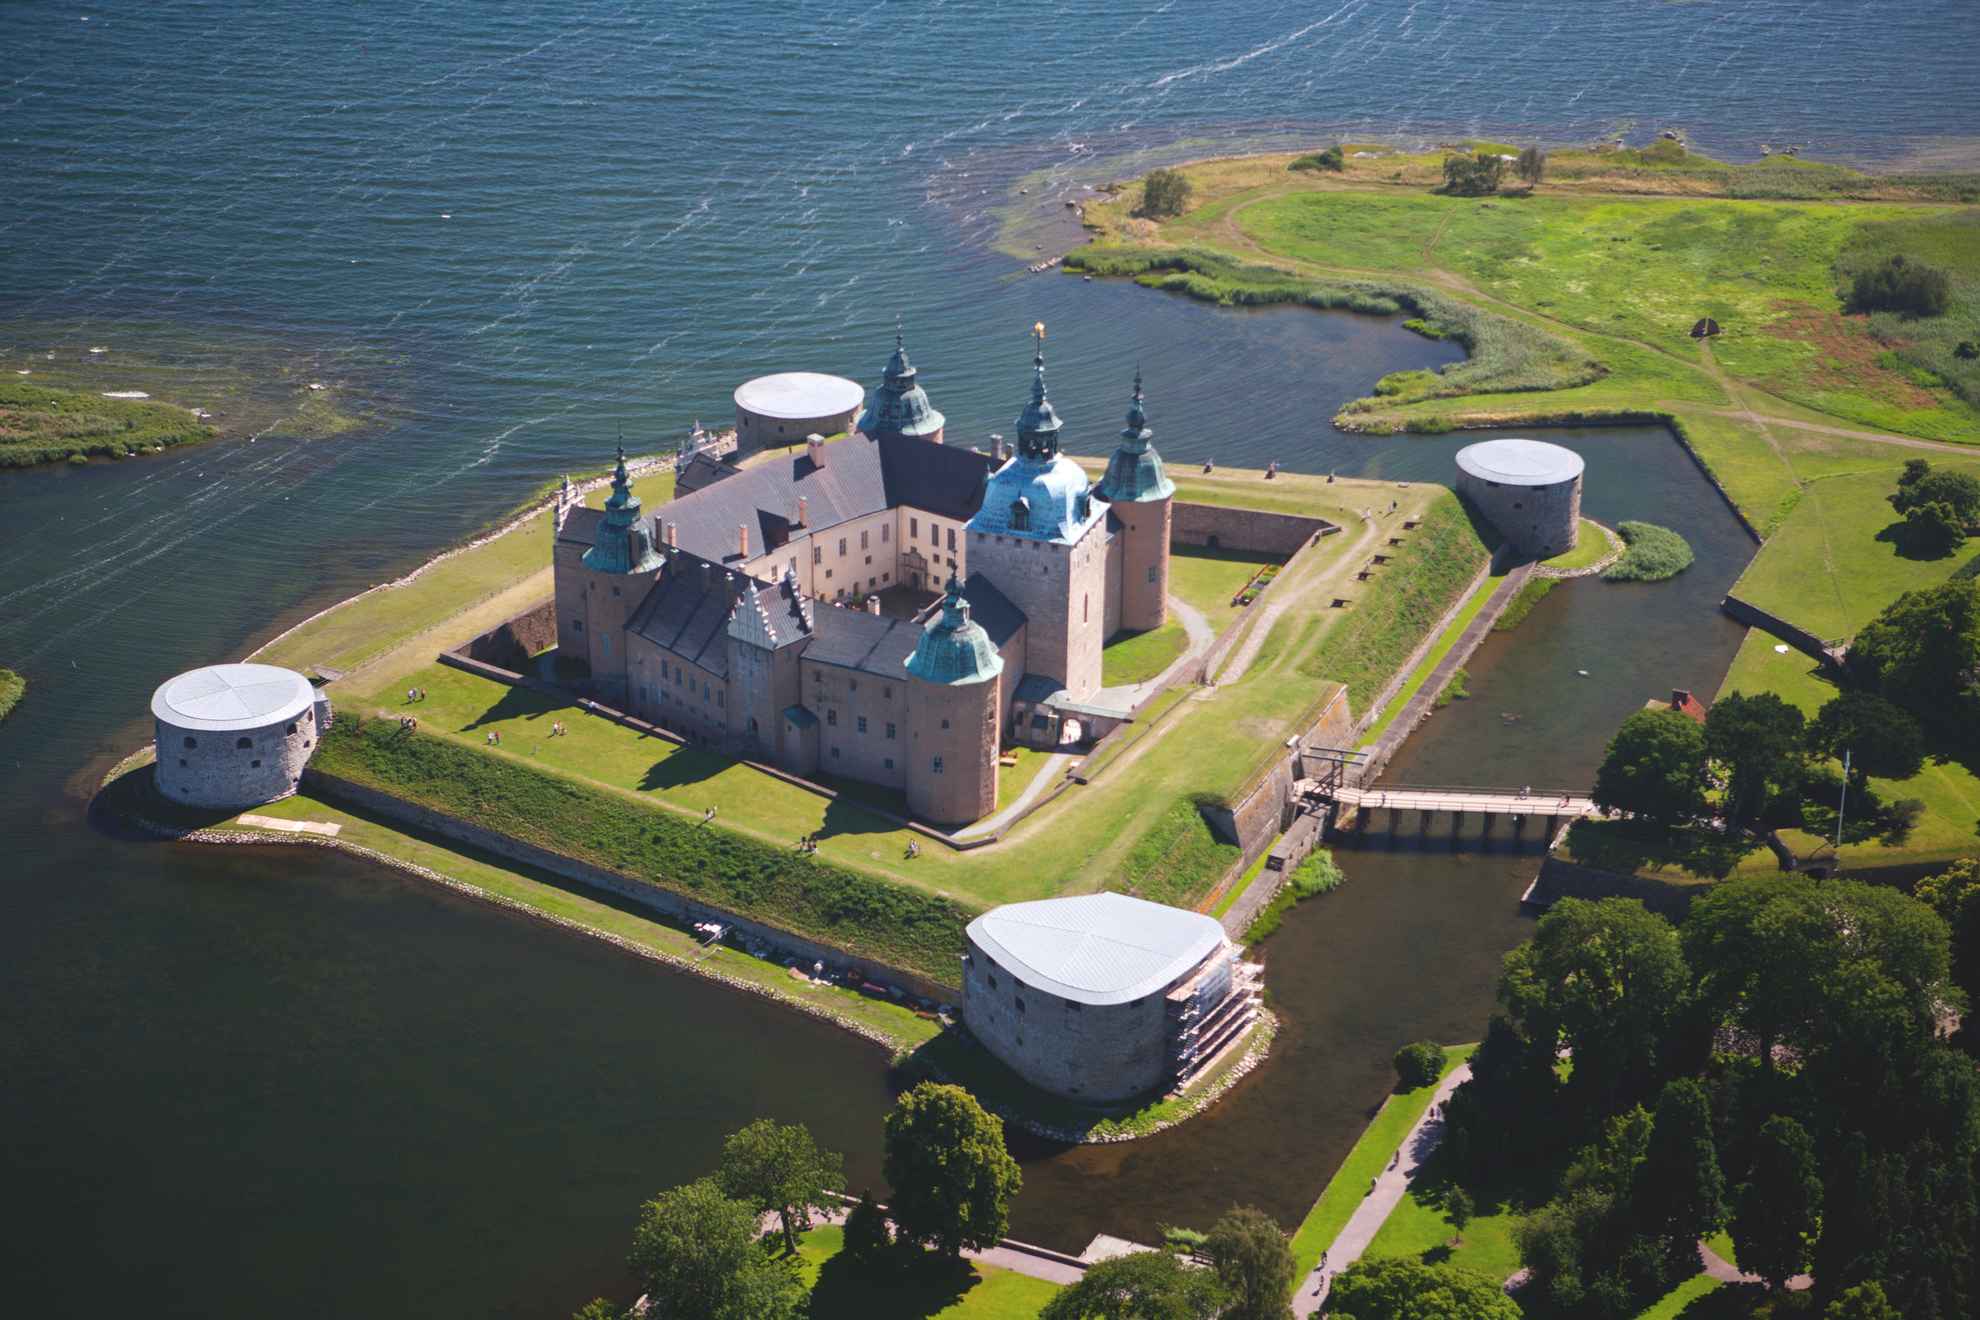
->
[1541,518,1619,573]
[0,668,25,722]
[1286,1043,1477,1292]
[0,381,212,466]
[797,1224,1060,1318]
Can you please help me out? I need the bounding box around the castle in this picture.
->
[551,331,1176,825]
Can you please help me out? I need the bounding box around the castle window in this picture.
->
[251,759,261,768]
[827,710,837,727]
[236,737,253,750]
[882,573,890,585]
[880,525,889,543]
[988,973,997,989]
[825,570,833,581]
[178,759,187,768]
[1015,997,1025,1013]
[857,716,867,734]
[886,722,896,740]
[717,691,724,708]
[911,517,919,538]
[864,555,872,566]
[883,686,891,700]
[831,747,840,759]
[932,756,944,773]
[1083,593,1089,623]
[947,529,956,551]
[286,723,298,735]
[1148,565,1158,583]
[611,584,620,596]
[573,619,583,633]
[1066,1001,1082,1012]
[849,680,857,691]
[941,719,950,730]
[183,737,196,750]
[1009,497,1030,531]
[884,757,894,770]
[813,547,822,565]
[860,530,869,550]
[838,538,847,555]
[868,577,876,588]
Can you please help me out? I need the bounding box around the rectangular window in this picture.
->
[932,756,944,774]
[884,757,894,770]
[827,710,837,727]
[868,577,876,588]
[857,716,867,734]
[886,722,896,740]
[880,525,889,543]
[838,537,847,555]
[860,530,869,550]
[573,619,584,633]
[864,555,872,566]
[1083,594,1089,623]
[1147,565,1158,583]
[813,547,822,565]
[717,691,724,708]
[882,686,891,700]
[910,517,919,538]
[825,569,833,580]
[881,573,890,585]
[831,746,840,759]
[947,528,956,551]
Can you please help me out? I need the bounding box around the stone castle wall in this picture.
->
[1117,497,1172,633]
[155,705,320,810]
[1172,502,1331,556]
[907,674,1001,825]
[461,599,557,671]
[1455,469,1580,558]
[962,930,1170,1102]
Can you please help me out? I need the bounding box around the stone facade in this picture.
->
[1171,502,1330,555]
[963,940,1173,1101]
[907,672,1001,825]
[152,664,326,810]
[1453,438,1583,558]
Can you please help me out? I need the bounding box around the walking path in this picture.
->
[953,752,1073,839]
[793,1205,1087,1286]
[1090,594,1216,711]
[1292,1063,1474,1317]
[1217,511,1381,685]
[1699,1240,1812,1292]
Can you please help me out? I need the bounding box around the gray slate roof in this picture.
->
[957,572,1024,648]
[967,893,1226,1006]
[803,606,918,679]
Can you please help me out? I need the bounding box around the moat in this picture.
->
[3,2,1960,1315]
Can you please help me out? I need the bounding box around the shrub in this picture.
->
[1603,521,1694,582]
[1138,168,1193,218]
[0,668,24,723]
[1395,1040,1446,1089]
[1244,848,1346,942]
[1495,577,1558,631]
[1848,254,1952,317]
[1515,145,1547,185]
[1290,145,1345,172]
[1442,152,1506,196]
[1434,668,1470,708]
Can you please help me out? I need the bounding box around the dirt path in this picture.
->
[1215,509,1380,686]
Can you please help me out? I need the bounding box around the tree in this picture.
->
[1442,152,1506,195]
[1592,709,1708,827]
[1844,580,1980,735]
[1826,1282,1904,1320]
[1704,692,1806,831]
[1039,1249,1228,1320]
[1204,1205,1296,1320]
[1499,898,1691,1113]
[1899,501,1969,558]
[1890,463,1980,523]
[1849,254,1952,317]
[1139,168,1193,218]
[840,1189,891,1268]
[716,1117,844,1254]
[1732,1115,1823,1291]
[1290,145,1345,172]
[1327,1256,1521,1320]
[1809,691,1926,788]
[570,1301,625,1320]
[881,1082,1022,1257]
[627,1177,804,1320]
[1394,1040,1446,1090]
[1630,1079,1725,1266]
[1516,145,1547,185]
[1447,1186,1474,1245]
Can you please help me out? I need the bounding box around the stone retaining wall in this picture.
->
[1522,855,1702,919]
[1720,594,1845,667]
[304,767,960,1001]
[1172,501,1334,555]
[459,599,558,671]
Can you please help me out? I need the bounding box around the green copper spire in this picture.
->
[1095,368,1175,504]
[583,443,666,574]
[1014,324,1062,460]
[858,322,945,439]
[905,577,1003,686]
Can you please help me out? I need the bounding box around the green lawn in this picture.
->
[1287,1044,1478,1292]
[1729,464,1980,643]
[1167,543,1284,625]
[1363,1172,1522,1285]
[1631,1273,1729,1319]
[239,789,939,1051]
[0,380,212,466]
[796,1225,1060,1318]
[1717,629,1980,876]
[992,746,1053,815]
[1359,556,1508,744]
[1541,519,1617,572]
[1210,838,1279,919]
[1101,623,1186,686]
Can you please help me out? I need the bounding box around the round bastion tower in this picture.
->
[579,446,666,706]
[904,579,1004,826]
[1094,369,1176,634]
[856,326,945,444]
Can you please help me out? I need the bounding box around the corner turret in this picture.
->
[857,323,946,443]
[905,578,1003,825]
[582,446,666,574]
[1095,370,1174,633]
[566,445,665,706]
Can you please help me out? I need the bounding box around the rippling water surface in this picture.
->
[1,3,1971,1315]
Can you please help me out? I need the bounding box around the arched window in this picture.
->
[1009,497,1030,531]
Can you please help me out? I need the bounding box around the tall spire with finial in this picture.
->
[584,439,664,573]
[1014,322,1063,460]
[858,319,945,442]
[1095,364,1174,504]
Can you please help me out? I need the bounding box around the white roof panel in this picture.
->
[732,372,863,421]
[1455,438,1584,487]
[151,663,315,732]
[967,892,1225,1006]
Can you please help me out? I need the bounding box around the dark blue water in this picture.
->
[1,3,1971,1316]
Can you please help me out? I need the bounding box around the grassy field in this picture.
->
[1541,518,1617,572]
[1167,543,1283,625]
[1362,1167,1523,1285]
[1286,1044,1477,1292]
[1100,624,1186,686]
[1359,552,1508,744]
[796,1225,1060,1318]
[0,668,23,723]
[0,380,213,466]
[1717,629,1980,877]
[240,789,940,1051]
[1729,462,1980,643]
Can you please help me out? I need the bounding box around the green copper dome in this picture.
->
[583,446,666,574]
[857,326,945,439]
[906,579,1004,686]
[1014,333,1063,460]
[1095,368,1175,504]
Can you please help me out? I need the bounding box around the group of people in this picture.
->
[796,834,820,853]
[397,714,419,731]
[485,729,502,746]
[404,686,427,704]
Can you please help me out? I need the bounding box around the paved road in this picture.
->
[791,1206,1087,1286]
[1292,1063,1474,1317]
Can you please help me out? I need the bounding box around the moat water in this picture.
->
[0,2,1961,1315]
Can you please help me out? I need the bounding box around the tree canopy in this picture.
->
[627,1177,804,1320]
[1515,145,1547,185]
[1809,690,1925,787]
[1890,462,1980,522]
[1328,1256,1520,1320]
[1704,692,1806,830]
[716,1117,844,1253]
[1394,1040,1446,1090]
[881,1082,1022,1257]
[1592,709,1708,827]
[1139,168,1193,218]
[1038,1249,1228,1320]
[1849,253,1953,317]
[1203,1206,1295,1320]
[1844,580,1980,739]
[1733,1115,1823,1291]
[1442,152,1506,195]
